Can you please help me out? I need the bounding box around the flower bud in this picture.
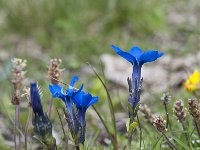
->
[153,116,166,132]
[47,58,64,84]
[188,99,200,120]
[173,100,186,122]
[139,104,153,123]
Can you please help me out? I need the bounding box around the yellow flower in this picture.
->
[184,70,200,92]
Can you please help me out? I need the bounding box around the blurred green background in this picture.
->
[0,0,200,148]
[1,0,199,63]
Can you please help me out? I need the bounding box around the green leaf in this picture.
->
[152,135,163,149]
[171,135,191,150]
[79,144,84,150]
[128,103,133,113]
[133,103,140,115]
[33,135,47,148]
[54,98,65,108]
[126,118,130,132]
[128,122,138,134]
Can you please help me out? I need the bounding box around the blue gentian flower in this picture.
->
[73,89,98,122]
[49,76,98,145]
[112,45,164,109]
[30,82,54,141]
[49,76,83,114]
[72,89,98,144]
[30,82,44,117]
[49,76,84,144]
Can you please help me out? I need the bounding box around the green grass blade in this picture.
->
[88,63,117,137]
[171,135,191,150]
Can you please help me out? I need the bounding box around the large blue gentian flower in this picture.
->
[112,45,164,109]
[49,76,83,114]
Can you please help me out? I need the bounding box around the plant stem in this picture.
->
[2,101,24,137]
[137,114,142,149]
[163,102,170,129]
[75,146,80,150]
[162,132,177,150]
[16,105,21,149]
[48,98,53,118]
[180,120,189,145]
[127,113,134,150]
[128,134,132,150]
[57,108,66,138]
[56,108,68,150]
[14,105,17,150]
[194,120,200,138]
[25,105,32,150]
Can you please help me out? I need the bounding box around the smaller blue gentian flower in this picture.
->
[49,76,83,114]
[30,82,44,118]
[73,89,98,122]
[112,45,164,109]
[72,88,98,144]
[49,76,84,143]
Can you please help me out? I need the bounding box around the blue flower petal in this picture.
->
[82,93,93,107]
[139,50,164,64]
[112,45,136,64]
[128,46,143,59]
[86,96,98,109]
[73,91,84,108]
[30,82,44,117]
[73,91,98,110]
[49,84,66,102]
[66,76,79,96]
[70,76,78,86]
[74,84,84,94]
[61,85,66,96]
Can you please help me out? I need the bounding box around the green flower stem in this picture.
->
[17,104,21,149]
[56,108,66,139]
[128,134,132,150]
[194,120,200,138]
[162,132,177,150]
[25,104,32,150]
[14,105,17,150]
[137,114,142,149]
[48,98,53,118]
[180,120,189,145]
[163,102,170,129]
[56,108,68,150]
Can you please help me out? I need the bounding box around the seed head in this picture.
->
[173,100,186,122]
[188,99,200,120]
[47,58,64,84]
[161,93,171,104]
[11,58,27,105]
[139,104,153,123]
[11,58,27,88]
[153,116,166,132]
[11,92,21,105]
